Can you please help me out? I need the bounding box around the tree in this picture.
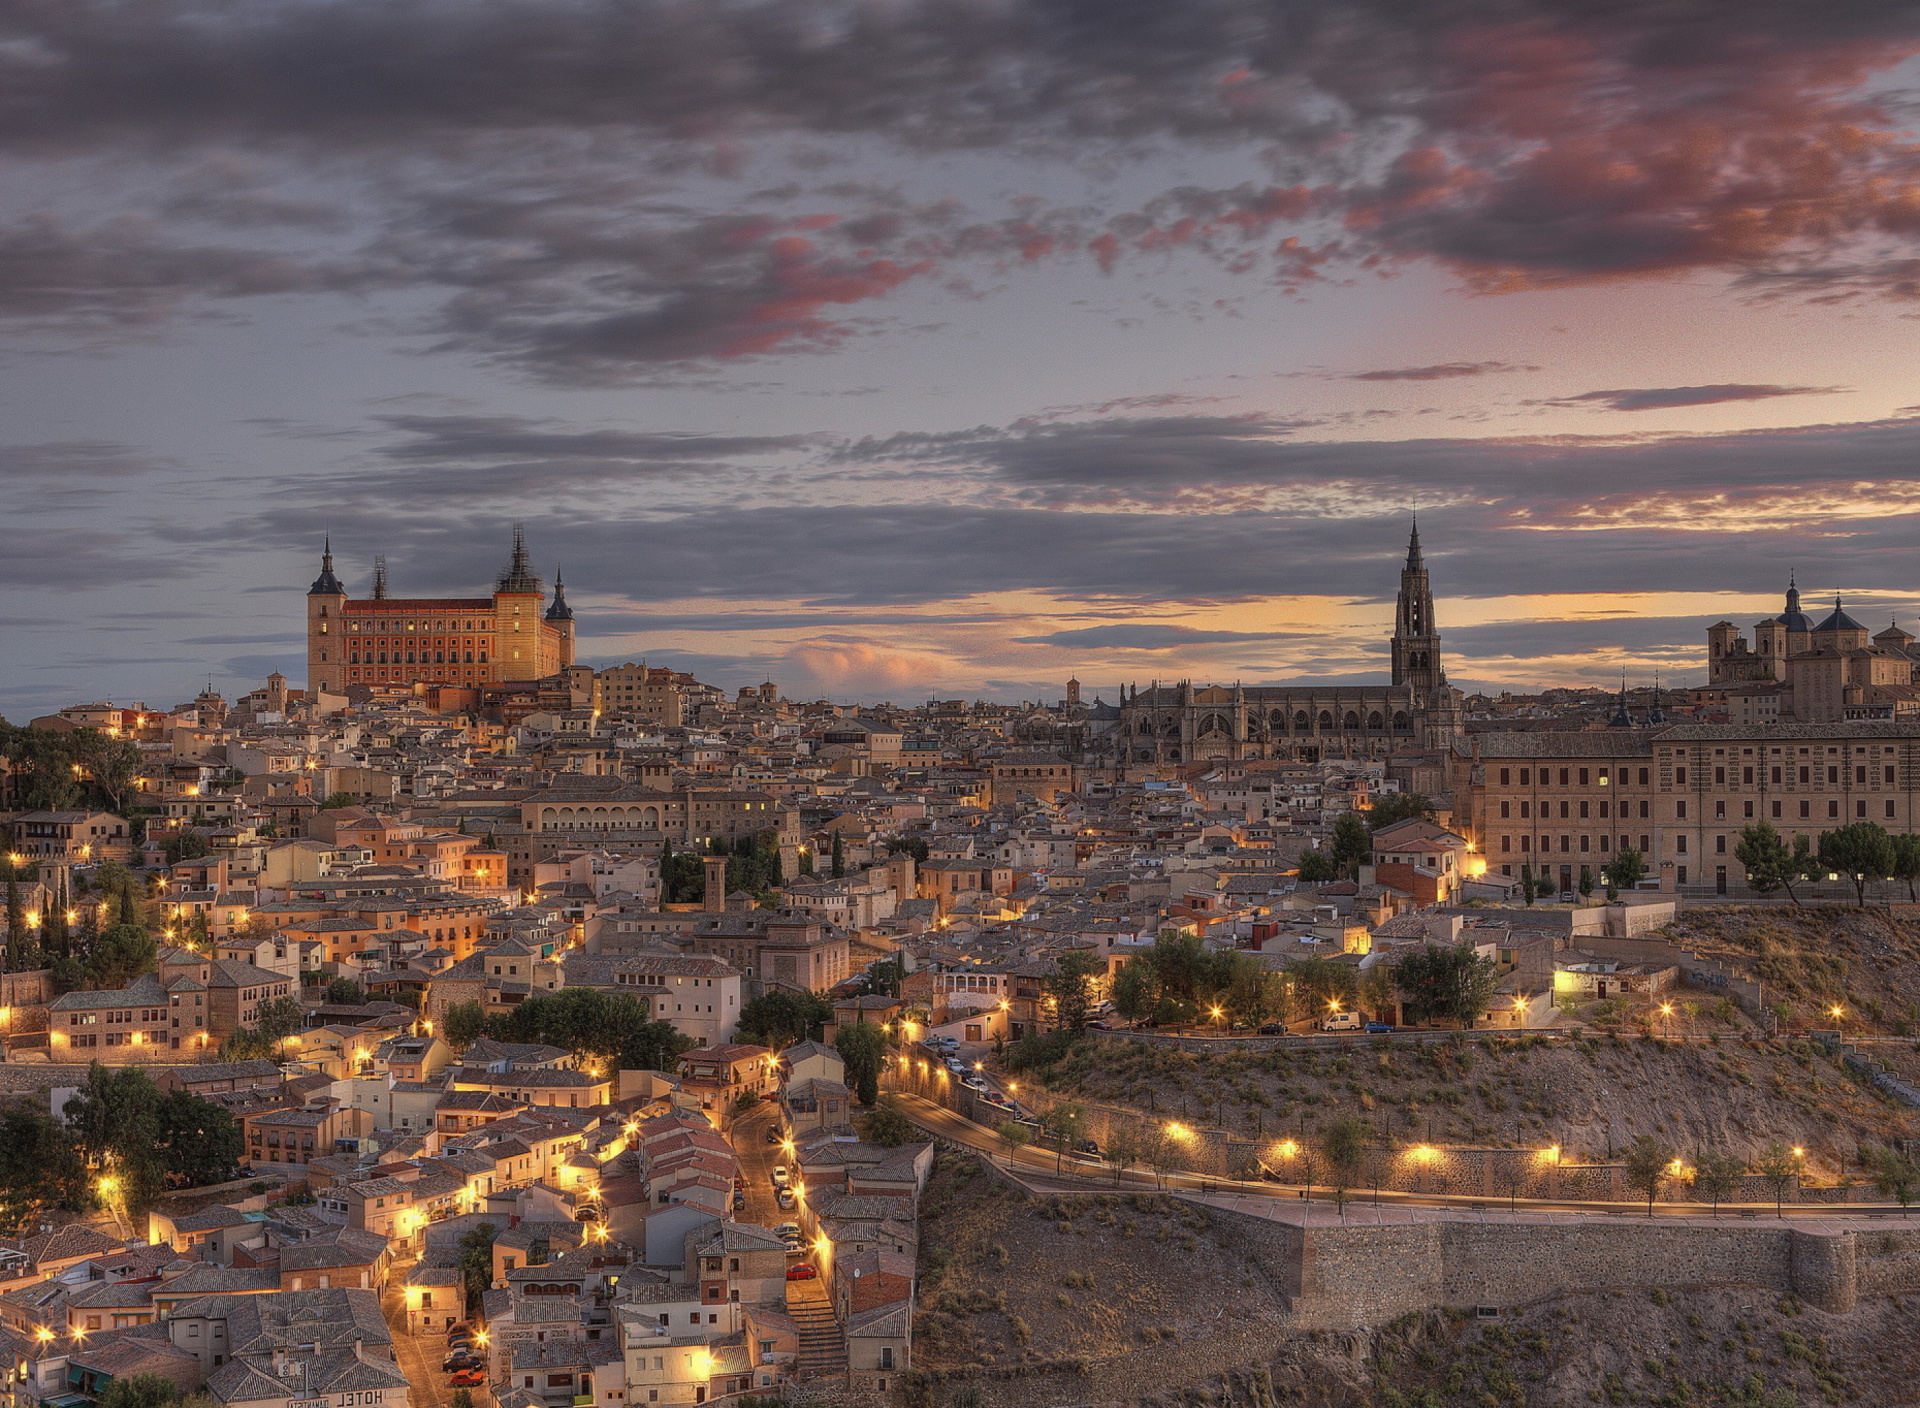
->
[1042,1102,1086,1175]
[319,792,360,809]
[1366,793,1432,831]
[1294,849,1338,884]
[458,1221,498,1314]
[1603,847,1647,893]
[1865,1146,1920,1215]
[64,1065,167,1219]
[1755,1143,1799,1218]
[1328,812,1372,877]
[1735,821,1793,900]
[0,1104,88,1233]
[830,834,845,879]
[883,835,929,863]
[736,990,833,1049]
[836,1020,886,1107]
[860,1101,917,1148]
[1043,950,1103,1032]
[155,1088,244,1188]
[995,1120,1031,1160]
[1285,954,1358,1019]
[1109,954,1159,1023]
[1692,1150,1746,1218]
[1621,1135,1669,1217]
[1577,865,1594,899]
[1102,1123,1142,1185]
[89,922,156,989]
[253,995,305,1041]
[1136,1123,1177,1188]
[441,999,490,1050]
[619,1018,695,1073]
[1820,822,1896,905]
[451,1393,475,1408]
[1322,1116,1371,1200]
[1892,834,1920,904]
[1391,942,1500,1027]
[1358,963,1398,1024]
[1518,862,1538,907]
[324,977,366,1006]
[97,1374,189,1408]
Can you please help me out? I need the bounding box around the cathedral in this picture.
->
[1111,525,1464,764]
[305,528,576,696]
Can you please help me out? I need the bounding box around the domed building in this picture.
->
[1705,580,1920,722]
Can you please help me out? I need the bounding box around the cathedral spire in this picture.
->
[372,556,388,600]
[1392,523,1442,695]
[497,523,542,593]
[1406,515,1423,570]
[545,568,574,621]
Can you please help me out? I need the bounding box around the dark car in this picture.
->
[1076,1138,1100,1156]
[1257,1023,1287,1036]
[1365,1022,1394,1034]
[442,1352,482,1372]
[446,1323,474,1341]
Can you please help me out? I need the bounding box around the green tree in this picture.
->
[1358,963,1398,1024]
[619,1018,696,1073]
[1735,821,1793,900]
[155,1088,244,1188]
[1865,1146,1920,1214]
[319,792,359,809]
[1286,954,1359,1020]
[1621,1134,1670,1217]
[441,999,490,1050]
[161,830,213,865]
[883,835,929,863]
[1781,832,1819,906]
[995,1120,1031,1160]
[89,922,156,989]
[1222,953,1288,1028]
[1102,1123,1141,1185]
[1691,1150,1746,1217]
[830,834,845,879]
[323,977,366,1006]
[1043,949,1104,1032]
[96,1374,190,1408]
[1891,833,1920,904]
[63,1065,167,1218]
[836,1020,886,1107]
[450,1393,474,1408]
[1820,821,1896,905]
[1294,849,1338,884]
[1518,861,1538,906]
[457,1221,498,1314]
[1577,865,1594,898]
[1366,793,1432,831]
[860,1101,917,1148]
[736,990,833,1048]
[1602,847,1647,893]
[1322,1116,1371,1197]
[252,995,306,1041]
[1328,812,1372,877]
[1755,1143,1799,1218]
[0,1104,88,1233]
[1389,943,1499,1027]
[1109,954,1159,1023]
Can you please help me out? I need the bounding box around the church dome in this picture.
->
[1814,597,1865,633]
[1779,582,1814,633]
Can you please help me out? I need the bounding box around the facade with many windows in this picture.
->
[1451,722,1920,896]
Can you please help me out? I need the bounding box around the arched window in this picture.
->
[1392,711,1410,731]
[1295,711,1310,730]
[1269,709,1286,728]
[1343,710,1360,729]
[1317,710,1332,730]
[1198,713,1230,738]
[1367,711,1383,730]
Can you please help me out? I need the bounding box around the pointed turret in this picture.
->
[1608,674,1634,728]
[1405,516,1423,570]
[498,523,541,594]
[372,556,388,600]
[308,539,344,596]
[544,569,574,621]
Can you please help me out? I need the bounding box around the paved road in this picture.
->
[729,1103,792,1230]
[381,1264,450,1408]
[891,1091,1920,1227]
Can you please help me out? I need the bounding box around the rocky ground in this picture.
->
[1662,906,1920,1032]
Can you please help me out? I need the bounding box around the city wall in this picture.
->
[1184,1201,1920,1329]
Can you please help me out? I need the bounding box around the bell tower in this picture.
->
[1391,520,1444,697]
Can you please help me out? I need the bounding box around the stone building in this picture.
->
[305,527,576,695]
[1111,525,1464,765]
[1705,580,1920,722]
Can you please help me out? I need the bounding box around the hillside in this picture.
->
[1661,906,1920,1032]
[1012,1032,1917,1179]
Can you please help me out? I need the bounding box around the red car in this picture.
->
[785,1263,818,1281]
[448,1370,487,1387]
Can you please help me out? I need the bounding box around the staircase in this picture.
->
[787,1292,846,1378]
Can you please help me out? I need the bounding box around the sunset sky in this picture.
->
[7,0,1920,714]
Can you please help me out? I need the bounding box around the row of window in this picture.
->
[351,649,487,664]
[1497,758,1908,789]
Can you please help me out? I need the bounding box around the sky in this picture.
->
[7,0,1920,716]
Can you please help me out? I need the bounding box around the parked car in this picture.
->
[574,1205,599,1222]
[1087,1020,1112,1030]
[773,1221,802,1242]
[776,1187,797,1210]
[960,1075,988,1091]
[944,1057,968,1073]
[442,1352,483,1372]
[448,1370,487,1387]
[732,1192,746,1210]
[765,1124,783,1143]
[770,1166,791,1188]
[1319,1011,1362,1032]
[446,1323,474,1341]
[1365,1022,1394,1034]
[785,1263,818,1281]
[1076,1138,1101,1156]
[1257,1023,1288,1036]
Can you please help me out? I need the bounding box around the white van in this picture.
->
[1319,1011,1362,1032]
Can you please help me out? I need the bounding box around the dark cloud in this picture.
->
[0,528,194,588]
[0,3,1906,375]
[1345,361,1534,382]
[1012,624,1275,647]
[1545,384,1847,412]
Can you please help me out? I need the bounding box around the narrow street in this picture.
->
[729,1102,789,1230]
[381,1262,450,1408]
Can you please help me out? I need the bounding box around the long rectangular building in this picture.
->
[1450,722,1920,896]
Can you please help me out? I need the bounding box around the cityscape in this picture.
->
[7,4,1920,1408]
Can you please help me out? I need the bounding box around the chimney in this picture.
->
[702,856,728,913]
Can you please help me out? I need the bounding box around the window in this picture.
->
[1638,768,1649,785]
[1677,836,1687,853]
[1715,835,1726,854]
[1888,800,1898,819]
[1800,800,1811,818]
[1829,801,1841,818]
[1675,766,1687,784]
[1772,801,1782,819]
[1500,801,1510,818]
[1857,800,1868,818]
[880,1349,895,1370]
[1676,801,1687,819]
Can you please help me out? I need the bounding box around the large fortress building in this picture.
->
[1705,580,1920,723]
[305,529,576,695]
[1112,524,1464,764]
